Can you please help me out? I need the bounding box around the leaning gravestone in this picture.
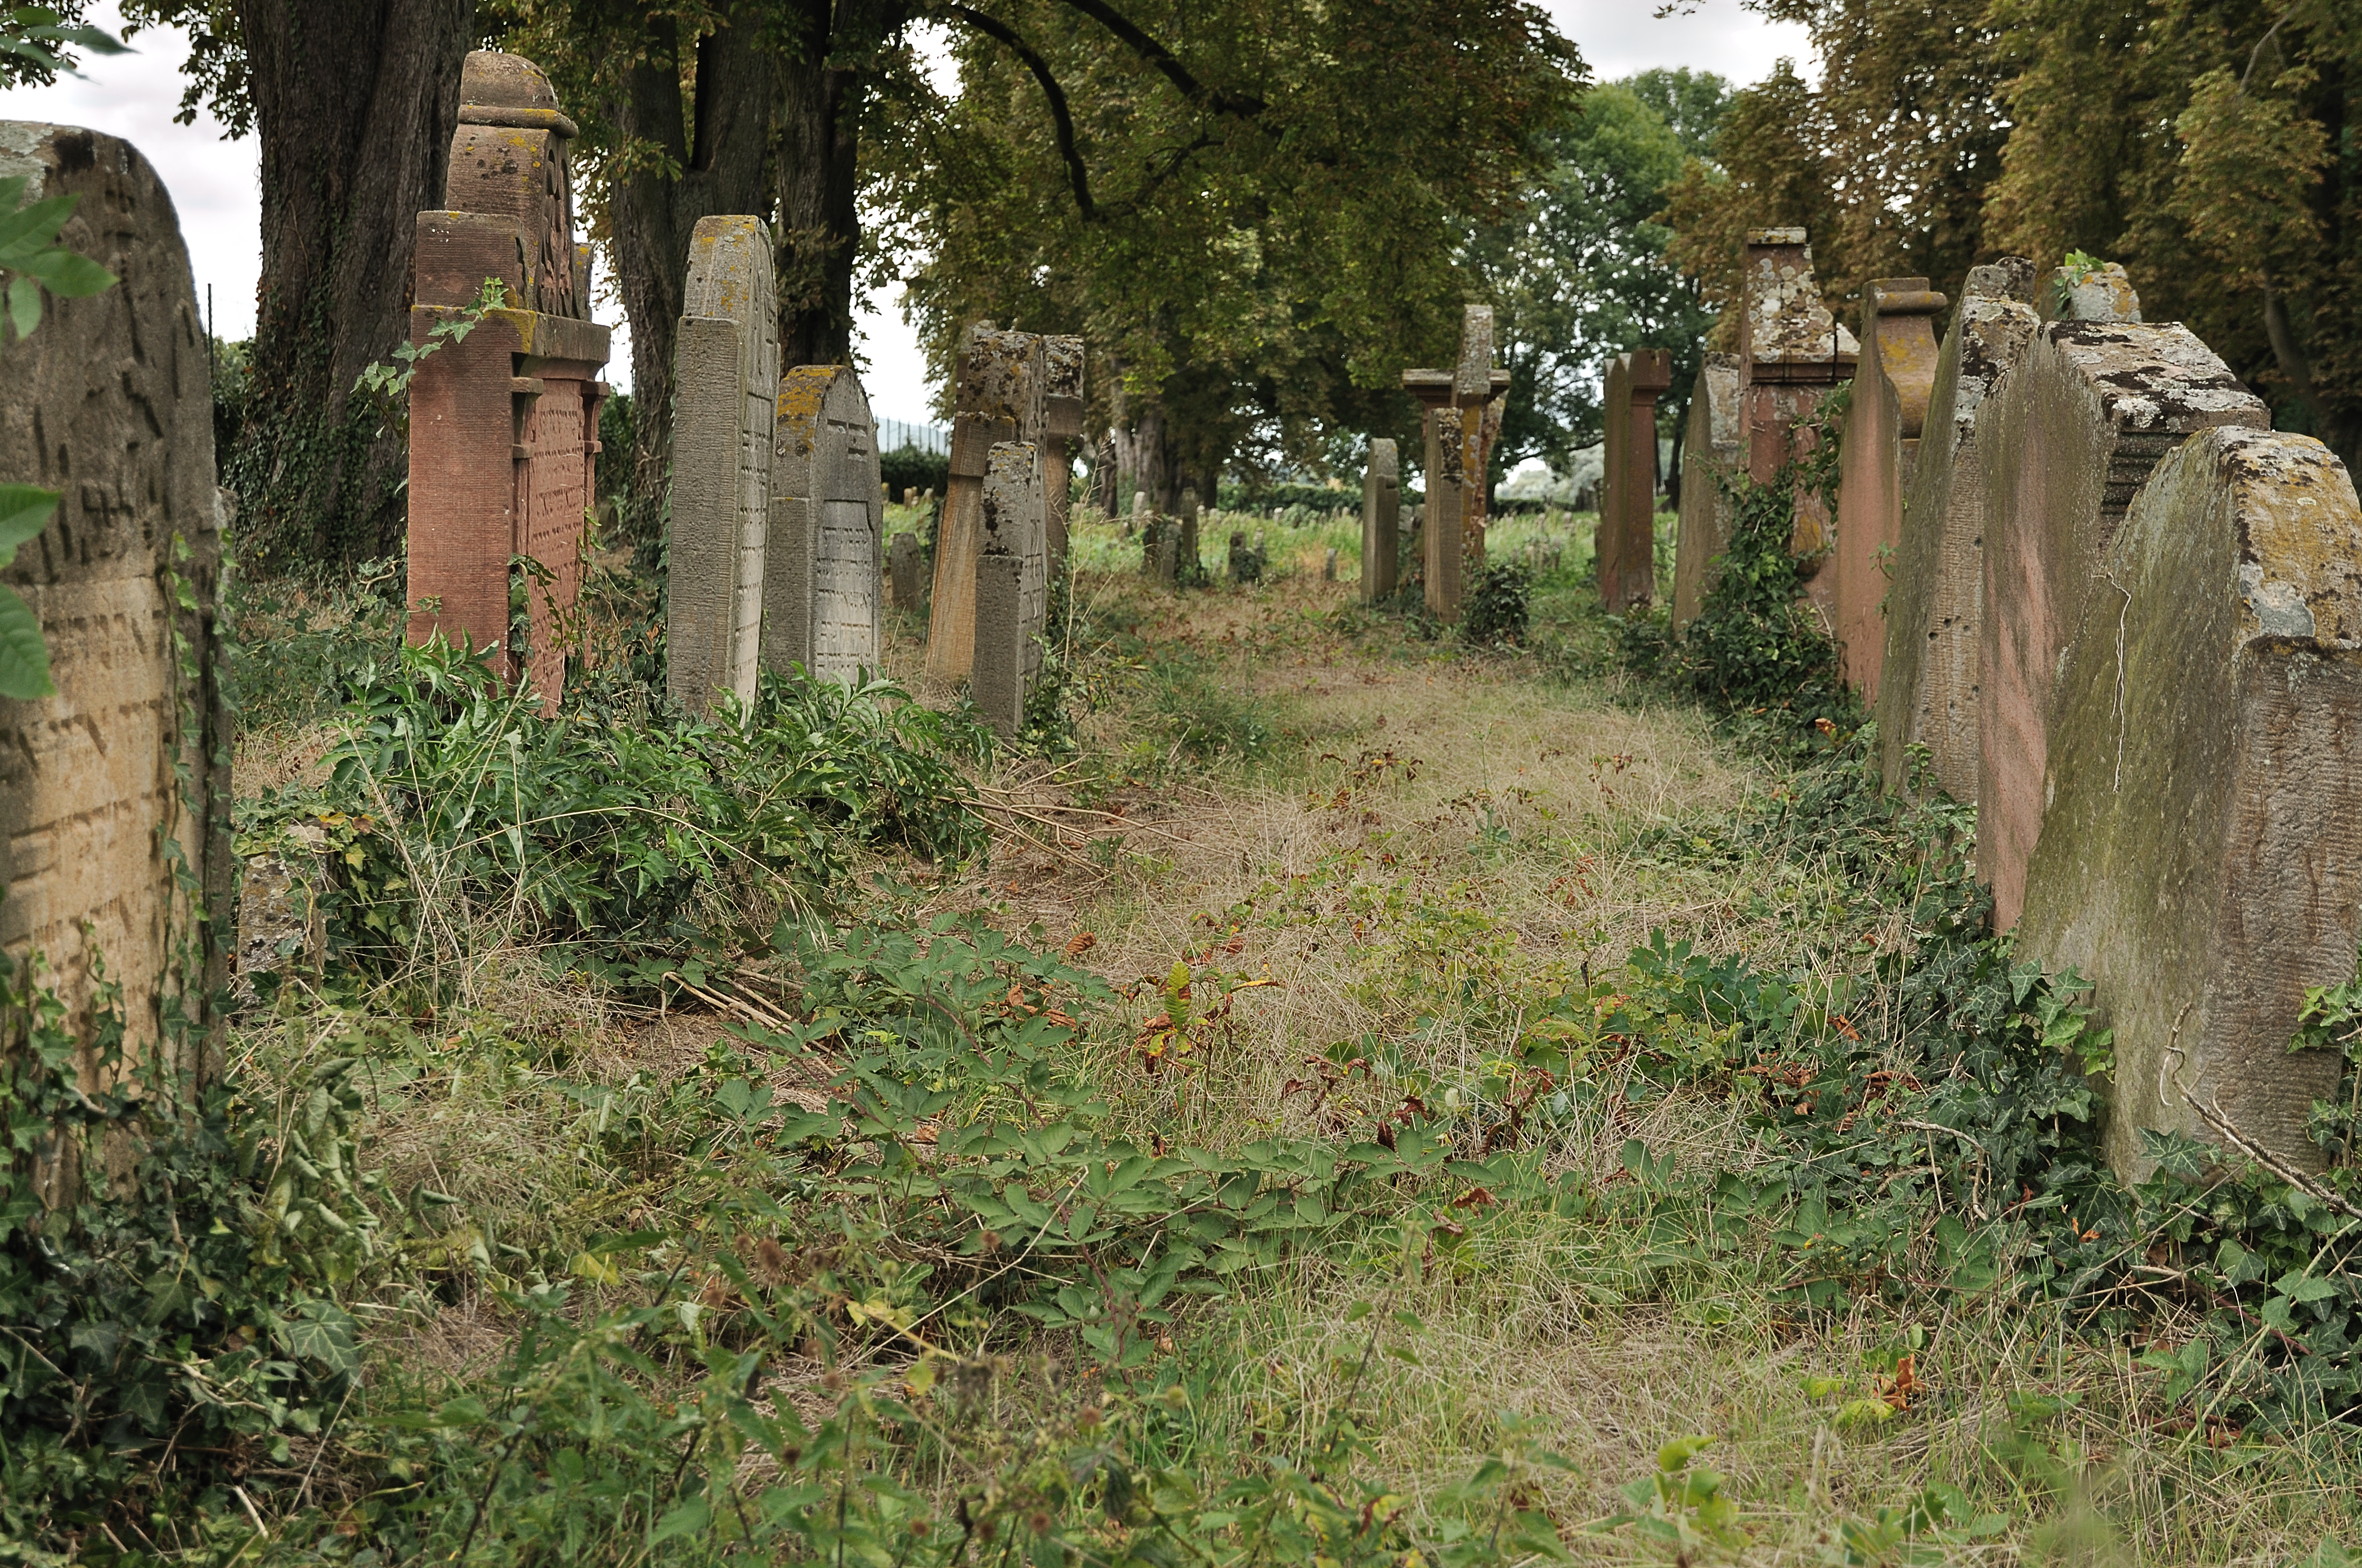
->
[1976,321,2268,928]
[1598,349,1671,612]
[1672,352,1742,627]
[767,365,882,686]
[1874,259,2039,798]
[0,122,233,1198]
[929,324,1038,684]
[1830,278,1946,699]
[407,51,611,702]
[667,215,778,713]
[1361,438,1400,603]
[2019,428,2362,1178]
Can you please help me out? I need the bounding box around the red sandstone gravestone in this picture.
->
[1831,278,1946,699]
[406,51,609,702]
[1737,229,1857,618]
[929,324,1039,685]
[1402,305,1508,620]
[1361,438,1400,604]
[1671,352,1742,628]
[1598,349,1672,612]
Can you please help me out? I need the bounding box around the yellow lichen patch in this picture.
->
[2224,429,2362,647]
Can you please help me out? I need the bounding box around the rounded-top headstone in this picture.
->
[457,50,577,136]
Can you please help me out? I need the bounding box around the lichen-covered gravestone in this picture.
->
[0,122,232,1198]
[929,324,1038,684]
[2019,428,2362,1178]
[1738,229,1858,618]
[1975,321,2267,927]
[668,214,778,713]
[767,365,882,686]
[407,51,610,701]
[1672,352,1742,628]
[1831,278,1946,699]
[971,441,1039,738]
[1361,438,1399,604]
[1598,349,1671,612]
[1874,259,2039,798]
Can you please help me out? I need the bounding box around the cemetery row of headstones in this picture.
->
[1656,227,2362,1183]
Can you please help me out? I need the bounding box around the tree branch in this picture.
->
[1046,0,1265,116]
[943,5,1097,221]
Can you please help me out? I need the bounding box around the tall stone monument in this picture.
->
[2018,428,2362,1179]
[1738,229,1857,616]
[1041,335,1084,565]
[406,51,610,702]
[0,122,233,1187]
[928,324,1039,685]
[1671,352,1742,627]
[1402,305,1509,619]
[667,215,778,713]
[1598,349,1672,612]
[1361,438,1400,603]
[1873,259,2040,798]
[1975,321,2267,928]
[1831,278,1947,698]
[767,365,882,686]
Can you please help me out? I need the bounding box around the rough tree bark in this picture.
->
[228,0,473,569]
[773,0,867,366]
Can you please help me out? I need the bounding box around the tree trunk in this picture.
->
[774,0,866,366]
[227,0,473,570]
[607,6,777,546]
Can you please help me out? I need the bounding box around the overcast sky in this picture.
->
[0,0,1811,424]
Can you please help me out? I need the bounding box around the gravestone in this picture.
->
[2018,428,2362,1178]
[1175,487,1202,585]
[2042,259,2141,324]
[767,364,882,686]
[1831,278,1947,698]
[0,122,233,1185]
[1672,352,1742,627]
[971,552,1024,741]
[1976,321,2268,928]
[1361,438,1400,603]
[1402,306,1509,619]
[1598,349,1672,611]
[928,324,1039,684]
[1874,259,2040,798]
[667,215,778,712]
[407,51,611,702]
[1324,548,1338,582]
[1738,229,1858,617]
[981,441,1046,680]
[890,532,922,610]
[1041,335,1084,565]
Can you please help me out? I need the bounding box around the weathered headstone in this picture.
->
[1672,352,1742,627]
[890,532,923,611]
[1324,547,1338,582]
[1175,487,1202,586]
[1976,321,2268,928]
[1361,438,1400,603]
[1402,305,1510,619]
[1598,349,1672,611]
[972,552,1024,741]
[2042,259,2141,324]
[981,441,1047,680]
[1831,278,1947,697]
[1874,259,2040,798]
[765,364,882,686]
[0,122,232,1170]
[2019,428,2362,1178]
[1041,335,1084,565]
[1738,229,1858,617]
[665,216,778,713]
[928,324,1039,684]
[407,51,611,701]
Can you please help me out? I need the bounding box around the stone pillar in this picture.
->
[890,532,922,611]
[1975,322,2267,929]
[0,122,233,1197]
[1831,278,1947,698]
[766,365,882,686]
[1402,305,1508,619]
[666,215,778,713]
[1737,229,1858,618]
[1672,353,1742,627]
[1598,349,1672,611]
[1873,260,2040,798]
[1041,335,1084,566]
[2018,428,2362,1179]
[972,552,1025,740]
[406,51,611,703]
[1361,438,1400,603]
[928,324,1039,684]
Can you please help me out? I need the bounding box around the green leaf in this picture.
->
[649,1495,712,1543]
[0,192,77,262]
[0,583,54,698]
[16,245,114,296]
[0,482,55,565]
[6,271,38,338]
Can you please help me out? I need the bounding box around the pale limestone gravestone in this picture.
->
[929,324,1039,684]
[1599,349,1672,612]
[2019,428,2362,1178]
[1041,335,1084,564]
[1831,278,1947,698]
[1738,229,1859,619]
[0,122,233,1175]
[407,51,610,701]
[1362,438,1400,603]
[1976,321,2267,928]
[1874,260,2040,798]
[890,532,922,611]
[2042,259,2141,324]
[766,364,882,686]
[972,550,1025,740]
[980,441,1046,680]
[667,215,778,713]
[1672,353,1742,627]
